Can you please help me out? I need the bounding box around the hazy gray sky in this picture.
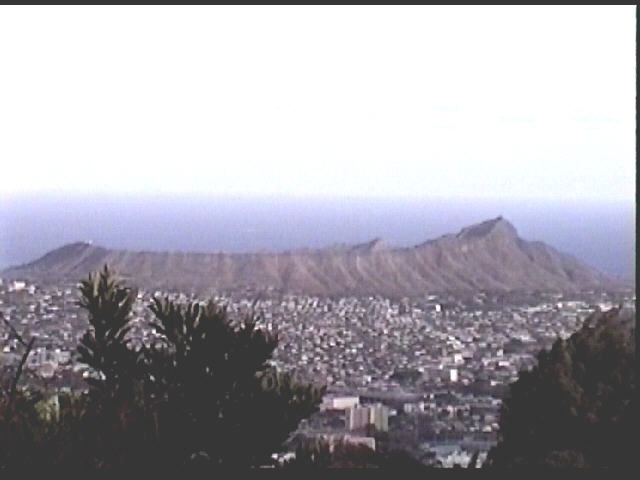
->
[0,6,635,201]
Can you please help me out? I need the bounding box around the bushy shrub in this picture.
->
[0,266,324,471]
[486,307,635,468]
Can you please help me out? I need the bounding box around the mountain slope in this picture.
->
[2,217,628,296]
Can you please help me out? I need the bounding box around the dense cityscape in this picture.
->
[0,276,633,467]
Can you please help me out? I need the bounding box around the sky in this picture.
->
[0,6,636,201]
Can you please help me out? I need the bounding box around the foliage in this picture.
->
[485,307,635,468]
[0,388,90,471]
[143,296,325,467]
[283,435,437,469]
[76,265,141,398]
[0,265,324,471]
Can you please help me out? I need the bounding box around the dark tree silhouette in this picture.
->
[1,266,325,471]
[283,436,436,469]
[73,265,324,470]
[72,266,152,470]
[0,313,89,472]
[76,265,142,398]
[0,312,40,469]
[144,296,325,468]
[485,307,635,468]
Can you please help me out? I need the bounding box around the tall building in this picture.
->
[321,395,359,411]
[345,403,389,432]
[369,403,389,432]
[331,396,360,410]
[345,405,370,431]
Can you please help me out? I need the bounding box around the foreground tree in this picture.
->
[76,266,141,398]
[485,306,635,468]
[144,296,325,467]
[1,266,324,471]
[72,266,154,470]
[76,266,325,469]
[0,314,88,471]
[283,436,437,469]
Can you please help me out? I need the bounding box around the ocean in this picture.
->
[0,193,635,279]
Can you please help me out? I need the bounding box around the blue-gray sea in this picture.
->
[0,194,635,280]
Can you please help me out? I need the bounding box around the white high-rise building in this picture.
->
[321,395,360,411]
[345,403,389,432]
[369,403,389,432]
[9,281,26,292]
[346,405,370,431]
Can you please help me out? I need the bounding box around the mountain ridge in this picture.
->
[2,217,629,296]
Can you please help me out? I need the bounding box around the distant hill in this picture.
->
[2,217,630,296]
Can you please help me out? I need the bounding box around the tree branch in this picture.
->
[6,336,36,421]
[1,312,28,347]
